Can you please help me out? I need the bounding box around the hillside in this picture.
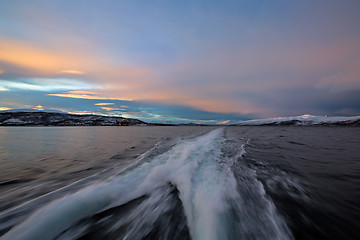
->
[235,115,360,126]
[0,112,147,126]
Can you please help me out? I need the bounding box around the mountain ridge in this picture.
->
[234,114,360,126]
[0,111,147,126]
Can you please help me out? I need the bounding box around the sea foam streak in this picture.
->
[2,128,292,240]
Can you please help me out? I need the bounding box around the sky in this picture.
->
[1,0,360,124]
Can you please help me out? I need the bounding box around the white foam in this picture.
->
[2,129,224,240]
[2,128,292,240]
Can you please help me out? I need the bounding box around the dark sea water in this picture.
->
[0,126,359,240]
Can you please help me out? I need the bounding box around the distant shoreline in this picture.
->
[1,111,359,126]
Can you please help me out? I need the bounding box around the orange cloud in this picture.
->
[95,103,114,106]
[216,120,230,125]
[0,107,11,111]
[58,70,85,75]
[100,107,125,111]
[0,69,3,74]
[33,105,44,110]
[0,37,160,94]
[69,111,97,115]
[104,86,253,114]
[48,92,134,101]
[0,38,264,115]
[48,93,105,100]
[0,38,88,74]
[0,37,153,81]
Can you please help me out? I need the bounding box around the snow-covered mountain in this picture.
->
[235,114,360,126]
[0,111,147,126]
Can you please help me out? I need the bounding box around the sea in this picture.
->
[0,126,359,240]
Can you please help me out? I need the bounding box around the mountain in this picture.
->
[235,114,360,126]
[0,111,147,126]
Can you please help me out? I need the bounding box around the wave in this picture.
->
[1,128,292,240]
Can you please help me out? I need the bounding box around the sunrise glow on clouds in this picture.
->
[94,103,114,106]
[58,70,85,75]
[0,0,359,123]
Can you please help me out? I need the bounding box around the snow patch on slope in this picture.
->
[236,114,360,126]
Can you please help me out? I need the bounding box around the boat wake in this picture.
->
[0,128,292,240]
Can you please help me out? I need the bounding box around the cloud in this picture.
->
[33,105,44,110]
[0,38,91,74]
[1,1,360,120]
[1,86,253,123]
[0,107,11,111]
[68,111,99,115]
[0,78,98,91]
[246,87,360,117]
[216,120,230,125]
[67,90,99,94]
[100,107,125,111]
[0,36,160,102]
[48,91,133,101]
[57,70,85,75]
[0,37,156,86]
[94,103,114,106]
